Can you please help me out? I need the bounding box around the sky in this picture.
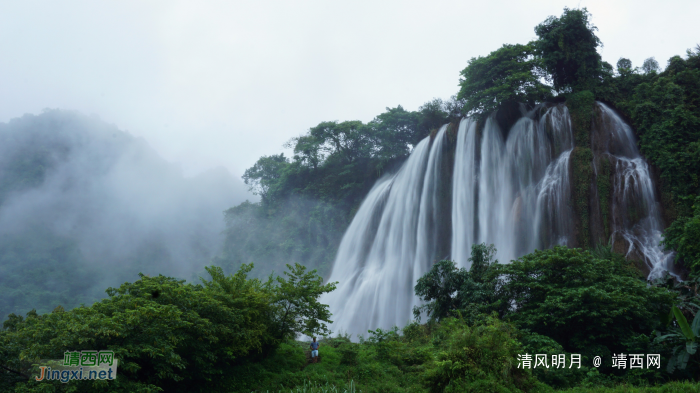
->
[1,0,698,179]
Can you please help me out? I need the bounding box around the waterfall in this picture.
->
[597,103,677,279]
[450,118,478,267]
[324,126,448,335]
[453,105,574,267]
[325,102,673,336]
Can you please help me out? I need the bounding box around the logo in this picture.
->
[33,350,118,383]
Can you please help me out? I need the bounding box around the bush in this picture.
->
[338,344,359,366]
[422,316,543,393]
[491,246,675,367]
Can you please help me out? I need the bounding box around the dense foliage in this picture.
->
[413,244,498,323]
[457,43,551,117]
[0,227,100,325]
[663,198,700,276]
[3,244,699,392]
[415,245,677,371]
[0,263,335,392]
[493,247,673,362]
[534,8,605,92]
[414,244,700,386]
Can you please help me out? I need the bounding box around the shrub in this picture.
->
[422,316,542,393]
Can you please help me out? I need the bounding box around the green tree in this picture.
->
[413,244,498,322]
[270,263,338,340]
[663,197,700,276]
[413,260,466,322]
[535,7,603,92]
[642,57,661,74]
[457,43,552,117]
[617,57,633,74]
[491,246,675,362]
[289,120,370,167]
[242,153,289,200]
[414,98,453,143]
[3,274,262,392]
[368,105,422,160]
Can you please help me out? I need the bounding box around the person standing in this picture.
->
[310,337,320,363]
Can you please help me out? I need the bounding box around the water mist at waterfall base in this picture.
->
[323,103,675,336]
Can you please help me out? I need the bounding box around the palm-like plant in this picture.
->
[655,304,700,372]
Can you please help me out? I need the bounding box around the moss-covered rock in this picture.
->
[571,147,593,248]
[567,90,595,148]
[567,91,596,248]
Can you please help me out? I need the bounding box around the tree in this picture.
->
[457,43,552,117]
[617,57,632,71]
[242,153,289,199]
[415,99,452,144]
[663,197,700,276]
[491,246,675,361]
[642,57,661,74]
[368,105,420,158]
[666,55,688,74]
[413,260,466,322]
[534,7,603,92]
[270,263,337,340]
[466,243,497,282]
[303,120,370,165]
[1,271,273,392]
[617,57,633,73]
[413,243,499,322]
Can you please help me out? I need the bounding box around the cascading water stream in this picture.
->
[597,103,677,279]
[453,105,574,268]
[323,126,448,335]
[450,118,478,267]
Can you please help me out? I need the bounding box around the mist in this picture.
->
[0,109,251,319]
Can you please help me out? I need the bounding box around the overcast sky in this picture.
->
[2,0,698,179]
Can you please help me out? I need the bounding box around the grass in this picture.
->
[559,381,700,392]
[235,319,699,393]
[256,379,361,393]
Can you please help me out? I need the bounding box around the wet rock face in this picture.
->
[589,154,613,246]
[612,231,649,275]
[591,105,639,159]
[495,102,529,139]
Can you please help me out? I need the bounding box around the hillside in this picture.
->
[0,110,249,319]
